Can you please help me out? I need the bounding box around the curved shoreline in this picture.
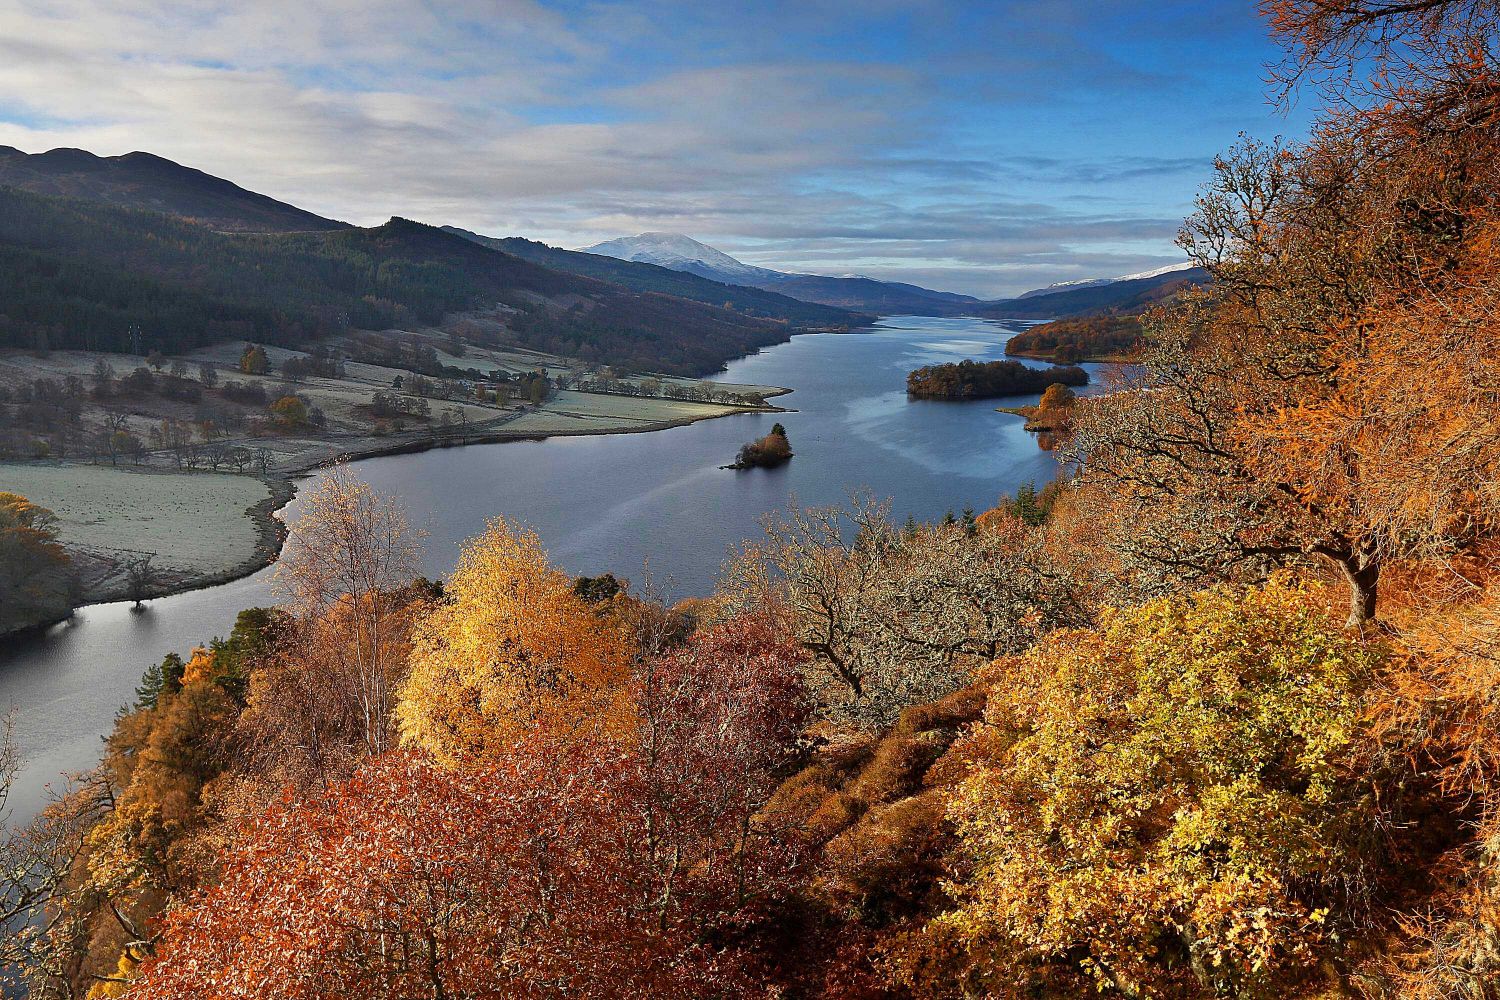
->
[56,387,794,617]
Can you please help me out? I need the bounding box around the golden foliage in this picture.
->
[922,580,1392,997]
[397,517,632,764]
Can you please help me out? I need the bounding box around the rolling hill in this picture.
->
[976,265,1209,320]
[0,188,801,375]
[0,146,348,233]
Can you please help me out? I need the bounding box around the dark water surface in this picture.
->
[0,316,1115,820]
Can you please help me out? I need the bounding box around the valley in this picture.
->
[0,328,785,620]
[0,315,1101,827]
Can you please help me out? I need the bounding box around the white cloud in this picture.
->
[0,0,1260,296]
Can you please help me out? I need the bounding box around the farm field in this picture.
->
[0,462,273,599]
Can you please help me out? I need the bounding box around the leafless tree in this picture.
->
[273,463,423,758]
[722,493,1088,727]
[0,712,113,996]
[123,551,159,609]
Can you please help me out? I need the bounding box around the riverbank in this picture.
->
[995,402,1069,432]
[0,384,791,622]
[1004,347,1141,364]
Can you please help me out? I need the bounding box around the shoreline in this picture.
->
[1003,347,1141,364]
[51,387,794,617]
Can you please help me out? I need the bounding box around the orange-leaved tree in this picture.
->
[396,516,632,764]
[1072,41,1500,626]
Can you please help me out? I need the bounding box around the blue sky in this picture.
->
[0,1,1310,296]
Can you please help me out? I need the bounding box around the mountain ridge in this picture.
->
[446,228,868,329]
[580,231,979,316]
[0,145,348,233]
[1014,260,1199,299]
[978,265,1210,320]
[0,187,800,374]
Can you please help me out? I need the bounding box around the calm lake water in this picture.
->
[0,315,1116,820]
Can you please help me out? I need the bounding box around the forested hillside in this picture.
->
[0,190,797,374]
[1004,314,1144,362]
[977,266,1207,319]
[4,3,1500,998]
[0,146,348,233]
[756,272,980,314]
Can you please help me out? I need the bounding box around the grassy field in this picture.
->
[0,462,270,585]
[0,328,788,604]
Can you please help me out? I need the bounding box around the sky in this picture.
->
[0,1,1313,298]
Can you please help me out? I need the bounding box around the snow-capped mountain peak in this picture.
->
[1111,260,1198,282]
[576,231,980,313]
[1016,260,1197,299]
[578,232,778,284]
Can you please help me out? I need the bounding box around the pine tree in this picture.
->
[1014,482,1044,526]
[135,652,186,710]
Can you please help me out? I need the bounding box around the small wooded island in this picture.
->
[726,423,793,469]
[906,358,1088,400]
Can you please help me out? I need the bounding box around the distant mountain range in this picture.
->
[0,145,1205,375]
[579,231,1204,319]
[445,229,866,329]
[580,232,980,316]
[976,264,1209,320]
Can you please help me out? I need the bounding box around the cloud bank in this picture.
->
[0,0,1302,296]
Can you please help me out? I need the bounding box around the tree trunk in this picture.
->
[1340,557,1380,628]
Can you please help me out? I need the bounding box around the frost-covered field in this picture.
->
[0,463,269,577]
[546,390,745,422]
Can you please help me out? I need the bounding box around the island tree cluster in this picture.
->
[730,422,793,469]
[906,358,1087,400]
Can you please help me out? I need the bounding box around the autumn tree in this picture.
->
[919,580,1399,997]
[1376,584,1500,996]
[132,745,780,999]
[0,492,74,636]
[1263,0,1500,102]
[16,648,246,998]
[236,587,427,798]
[629,612,812,925]
[274,464,422,760]
[1036,382,1075,410]
[237,344,268,375]
[1072,123,1500,624]
[397,517,632,764]
[1063,0,1500,628]
[267,395,307,428]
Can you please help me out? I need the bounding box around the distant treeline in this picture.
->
[906,358,1088,400]
[1004,315,1144,363]
[0,189,796,376]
